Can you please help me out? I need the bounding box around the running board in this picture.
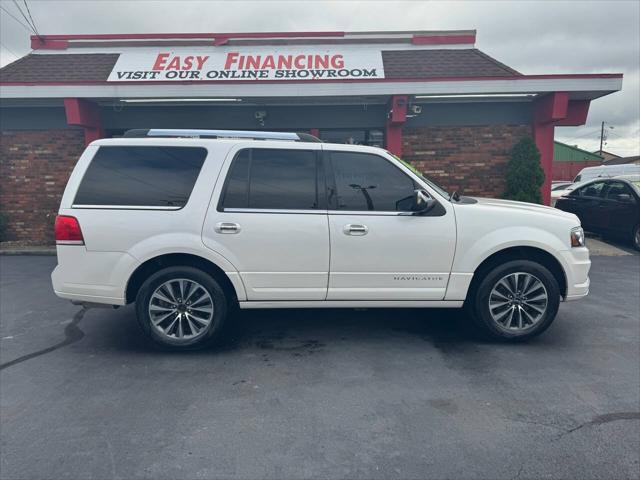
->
[238,300,463,309]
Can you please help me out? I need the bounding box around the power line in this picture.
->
[607,130,625,139]
[11,0,36,34]
[0,41,19,59]
[22,0,40,38]
[561,128,602,144]
[0,4,32,32]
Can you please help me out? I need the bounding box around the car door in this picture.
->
[600,181,638,236]
[202,144,329,301]
[325,148,456,301]
[563,181,608,231]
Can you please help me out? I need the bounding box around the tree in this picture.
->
[503,137,545,204]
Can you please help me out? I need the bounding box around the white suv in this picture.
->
[52,129,590,349]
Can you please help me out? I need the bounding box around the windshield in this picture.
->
[390,153,451,199]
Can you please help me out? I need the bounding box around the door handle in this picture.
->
[215,222,241,234]
[343,224,368,236]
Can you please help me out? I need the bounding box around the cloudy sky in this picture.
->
[1,0,638,155]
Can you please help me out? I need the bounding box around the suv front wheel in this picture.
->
[466,260,560,341]
[632,224,640,251]
[135,266,228,350]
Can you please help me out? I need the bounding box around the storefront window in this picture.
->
[319,129,384,147]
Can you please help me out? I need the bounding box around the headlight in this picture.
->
[571,227,585,247]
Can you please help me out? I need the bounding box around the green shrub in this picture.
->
[503,137,545,204]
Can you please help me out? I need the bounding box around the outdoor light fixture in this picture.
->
[414,93,535,99]
[120,98,242,103]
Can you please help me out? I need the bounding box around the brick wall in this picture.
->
[0,124,531,245]
[0,129,85,245]
[402,124,532,197]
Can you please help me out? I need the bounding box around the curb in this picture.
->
[0,248,56,256]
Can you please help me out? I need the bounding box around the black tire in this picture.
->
[632,224,640,252]
[466,260,560,341]
[135,266,228,350]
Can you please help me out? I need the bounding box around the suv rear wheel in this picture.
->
[135,266,228,350]
[466,260,560,341]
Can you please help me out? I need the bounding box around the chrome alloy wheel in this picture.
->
[148,279,214,341]
[488,272,548,331]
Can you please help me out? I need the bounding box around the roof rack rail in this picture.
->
[123,129,322,142]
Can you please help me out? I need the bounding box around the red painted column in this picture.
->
[385,95,408,156]
[532,122,555,205]
[533,92,568,205]
[533,94,591,205]
[386,124,403,156]
[64,98,103,146]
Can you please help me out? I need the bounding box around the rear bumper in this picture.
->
[53,289,125,306]
[51,246,139,306]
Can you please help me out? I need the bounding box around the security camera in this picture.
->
[254,110,267,127]
[411,105,422,115]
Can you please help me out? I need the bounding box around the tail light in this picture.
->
[54,215,84,245]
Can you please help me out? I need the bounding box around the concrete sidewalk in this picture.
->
[0,245,56,255]
[585,235,635,256]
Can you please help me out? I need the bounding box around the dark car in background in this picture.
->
[555,175,640,251]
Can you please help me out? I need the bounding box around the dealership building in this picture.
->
[0,30,622,244]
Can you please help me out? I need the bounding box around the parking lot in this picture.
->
[1,252,639,480]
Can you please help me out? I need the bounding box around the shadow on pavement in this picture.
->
[92,303,566,359]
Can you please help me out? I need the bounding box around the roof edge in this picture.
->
[30,30,477,50]
[554,140,604,159]
[0,72,625,85]
[472,49,522,76]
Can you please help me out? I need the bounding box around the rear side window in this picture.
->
[605,182,633,199]
[329,151,415,211]
[74,146,207,208]
[219,148,322,210]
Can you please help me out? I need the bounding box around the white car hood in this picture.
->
[470,197,578,220]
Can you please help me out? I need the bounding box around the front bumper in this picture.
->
[564,277,590,301]
[558,247,591,301]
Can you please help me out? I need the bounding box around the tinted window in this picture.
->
[605,182,633,199]
[329,152,415,211]
[74,146,206,207]
[574,181,607,198]
[222,149,250,208]
[220,149,320,210]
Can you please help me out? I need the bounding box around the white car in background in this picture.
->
[51,129,591,349]
[573,164,640,183]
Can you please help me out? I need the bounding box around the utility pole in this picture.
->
[599,121,605,154]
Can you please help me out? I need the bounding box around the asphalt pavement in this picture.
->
[1,253,639,480]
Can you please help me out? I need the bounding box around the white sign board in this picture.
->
[107,47,385,82]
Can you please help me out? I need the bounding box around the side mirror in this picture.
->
[412,189,437,215]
